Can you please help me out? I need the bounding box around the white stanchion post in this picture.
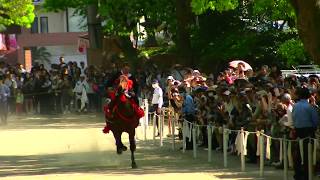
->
[182,121,186,153]
[159,114,163,147]
[223,126,228,168]
[259,130,265,177]
[153,113,156,143]
[207,125,212,162]
[168,109,172,135]
[240,127,245,172]
[193,126,197,159]
[144,99,148,140]
[283,136,288,180]
[172,114,175,150]
[308,140,313,180]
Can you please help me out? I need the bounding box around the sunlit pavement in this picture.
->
[0,114,291,180]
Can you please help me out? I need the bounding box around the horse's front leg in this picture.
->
[112,130,127,154]
[129,129,137,169]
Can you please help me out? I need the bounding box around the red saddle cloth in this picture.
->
[102,91,144,134]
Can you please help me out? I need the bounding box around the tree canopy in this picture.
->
[43,0,319,69]
[0,0,35,29]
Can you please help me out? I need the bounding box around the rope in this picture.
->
[182,119,319,142]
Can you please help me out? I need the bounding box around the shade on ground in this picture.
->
[0,114,292,180]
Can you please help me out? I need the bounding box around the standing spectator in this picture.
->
[22,73,34,114]
[151,80,163,136]
[61,75,73,114]
[15,88,24,115]
[292,87,319,180]
[80,61,86,76]
[58,56,66,69]
[0,75,10,125]
[181,88,196,150]
[73,75,89,112]
[4,73,17,114]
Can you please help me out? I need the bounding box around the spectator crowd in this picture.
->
[0,57,319,179]
[154,63,320,180]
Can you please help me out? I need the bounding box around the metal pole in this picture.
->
[259,130,265,177]
[308,140,313,180]
[283,136,288,180]
[207,125,212,162]
[144,99,148,140]
[182,121,186,153]
[240,127,245,171]
[193,126,197,158]
[172,114,175,150]
[223,126,228,167]
[159,114,163,147]
[153,113,156,143]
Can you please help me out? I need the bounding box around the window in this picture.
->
[40,17,48,33]
[31,17,38,33]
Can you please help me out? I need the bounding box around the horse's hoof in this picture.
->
[131,163,138,169]
[122,145,128,151]
[116,148,123,155]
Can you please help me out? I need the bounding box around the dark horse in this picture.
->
[104,94,142,169]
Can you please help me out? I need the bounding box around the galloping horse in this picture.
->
[103,75,143,169]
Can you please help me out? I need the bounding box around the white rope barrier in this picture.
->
[140,107,319,180]
[179,119,319,179]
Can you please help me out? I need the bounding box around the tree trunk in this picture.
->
[87,3,102,49]
[144,17,158,47]
[291,0,320,64]
[175,0,193,66]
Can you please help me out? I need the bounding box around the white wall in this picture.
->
[34,7,86,33]
[37,45,87,69]
[68,8,87,32]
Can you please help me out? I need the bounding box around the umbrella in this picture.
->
[229,60,252,71]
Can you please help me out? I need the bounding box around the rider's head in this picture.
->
[119,75,129,89]
[122,63,130,75]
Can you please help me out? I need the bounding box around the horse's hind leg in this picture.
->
[129,129,137,169]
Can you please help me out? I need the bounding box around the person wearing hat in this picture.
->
[0,75,10,125]
[151,79,163,136]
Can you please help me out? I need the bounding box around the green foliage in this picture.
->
[31,46,52,65]
[0,0,35,28]
[191,0,239,15]
[277,38,308,66]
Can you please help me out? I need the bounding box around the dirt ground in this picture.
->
[0,114,293,180]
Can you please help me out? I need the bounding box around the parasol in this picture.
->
[229,60,252,71]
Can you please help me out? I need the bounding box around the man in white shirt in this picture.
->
[151,80,163,136]
[73,75,89,112]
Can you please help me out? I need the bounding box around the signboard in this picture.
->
[25,50,32,72]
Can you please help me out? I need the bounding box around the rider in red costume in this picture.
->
[103,64,143,134]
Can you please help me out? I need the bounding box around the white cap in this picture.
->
[193,70,200,74]
[223,90,231,96]
[167,76,174,81]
